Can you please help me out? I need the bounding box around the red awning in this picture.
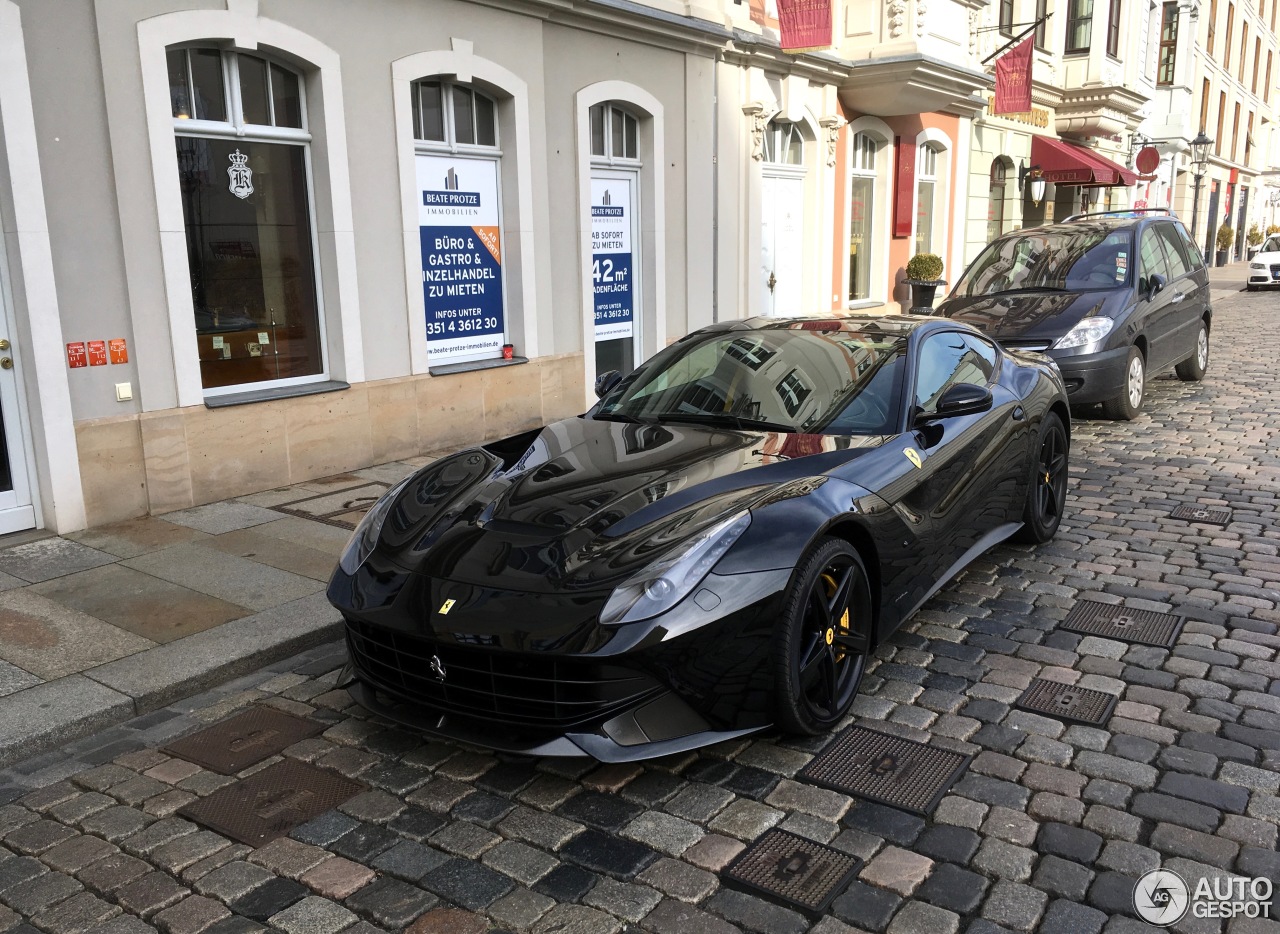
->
[1031,136,1138,187]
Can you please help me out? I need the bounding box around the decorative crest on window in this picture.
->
[227,149,254,199]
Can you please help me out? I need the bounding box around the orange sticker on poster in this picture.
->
[473,226,501,264]
[109,338,128,364]
[87,341,108,366]
[67,343,87,368]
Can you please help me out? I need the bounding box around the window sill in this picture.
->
[846,300,886,311]
[429,356,529,377]
[204,379,350,409]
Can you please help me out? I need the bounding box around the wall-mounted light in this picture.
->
[1019,160,1047,206]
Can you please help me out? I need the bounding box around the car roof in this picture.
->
[716,313,975,340]
[1018,215,1184,238]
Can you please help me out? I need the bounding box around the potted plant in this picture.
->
[1269,224,1280,236]
[1215,224,1234,266]
[905,253,946,312]
[1247,224,1264,259]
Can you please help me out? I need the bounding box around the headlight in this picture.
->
[1250,262,1266,270]
[338,476,413,574]
[599,511,751,625]
[1053,316,1114,350]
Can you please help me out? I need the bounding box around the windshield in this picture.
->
[955,225,1134,297]
[1264,237,1280,253]
[593,325,909,435]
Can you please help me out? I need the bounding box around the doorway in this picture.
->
[761,172,804,315]
[0,236,36,534]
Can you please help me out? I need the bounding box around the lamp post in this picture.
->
[1188,131,1213,259]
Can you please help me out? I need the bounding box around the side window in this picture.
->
[1154,223,1193,278]
[914,332,993,414]
[1176,223,1207,270]
[1138,227,1170,293]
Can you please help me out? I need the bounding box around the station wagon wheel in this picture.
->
[1014,412,1068,543]
[1101,345,1145,420]
[1175,320,1209,382]
[775,537,871,735]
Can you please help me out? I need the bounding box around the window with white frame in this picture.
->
[588,102,642,377]
[915,144,941,256]
[849,133,879,302]
[590,104,639,162]
[168,46,324,393]
[411,78,510,365]
[762,119,805,165]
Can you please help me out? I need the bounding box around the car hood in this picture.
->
[936,289,1119,342]
[1252,250,1280,264]
[373,415,887,591]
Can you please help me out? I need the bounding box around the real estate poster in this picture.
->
[591,176,635,343]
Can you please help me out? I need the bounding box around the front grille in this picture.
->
[1001,339,1053,353]
[346,619,663,729]
[1271,264,1280,278]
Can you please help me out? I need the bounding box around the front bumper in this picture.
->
[328,557,789,760]
[1049,344,1131,406]
[1247,266,1280,287]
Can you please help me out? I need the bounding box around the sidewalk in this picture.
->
[0,457,431,767]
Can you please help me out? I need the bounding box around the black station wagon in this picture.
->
[936,211,1211,420]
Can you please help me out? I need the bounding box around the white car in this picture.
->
[1247,235,1280,290]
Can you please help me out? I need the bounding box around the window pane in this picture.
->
[175,137,322,389]
[611,108,625,159]
[761,125,775,162]
[590,104,605,156]
[474,92,496,147]
[916,179,935,255]
[239,54,270,126]
[270,64,302,128]
[785,125,802,164]
[849,175,874,301]
[453,86,475,145]
[417,82,444,141]
[625,113,638,159]
[189,48,227,122]
[915,333,990,412]
[168,49,193,120]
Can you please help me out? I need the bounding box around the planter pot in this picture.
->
[1215,250,1229,266]
[907,279,946,313]
[1248,247,1260,260]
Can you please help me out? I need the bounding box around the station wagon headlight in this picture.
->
[1250,262,1266,270]
[1053,316,1114,350]
[600,511,751,625]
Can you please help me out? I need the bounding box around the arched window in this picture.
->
[761,120,805,165]
[413,79,498,148]
[588,102,642,375]
[590,104,639,162]
[167,46,323,393]
[849,132,879,302]
[915,144,942,255]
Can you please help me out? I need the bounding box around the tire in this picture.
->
[1101,345,1145,420]
[1012,412,1069,544]
[1175,320,1209,381]
[774,537,871,735]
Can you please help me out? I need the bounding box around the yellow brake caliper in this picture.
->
[820,572,852,660]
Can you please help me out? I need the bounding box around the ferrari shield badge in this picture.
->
[904,447,923,469]
[227,149,254,199]
[438,598,456,615]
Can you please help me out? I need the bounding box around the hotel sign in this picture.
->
[984,95,1051,129]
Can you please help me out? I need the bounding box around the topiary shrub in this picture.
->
[1216,224,1235,251]
[1248,224,1264,246]
[906,252,944,282]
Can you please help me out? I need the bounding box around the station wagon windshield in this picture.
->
[594,327,909,435]
[955,225,1135,297]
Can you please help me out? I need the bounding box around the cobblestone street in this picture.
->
[1,283,1278,934]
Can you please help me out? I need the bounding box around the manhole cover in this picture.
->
[1015,678,1118,726]
[1059,600,1185,648]
[179,759,363,846]
[798,726,971,816]
[1170,504,1231,526]
[164,707,326,775]
[722,828,862,918]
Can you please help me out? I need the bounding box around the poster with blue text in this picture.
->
[418,155,505,364]
[591,177,634,342]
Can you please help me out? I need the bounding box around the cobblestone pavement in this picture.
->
[1,285,1278,934]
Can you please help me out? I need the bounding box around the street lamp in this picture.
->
[1018,161,1048,206]
[1187,129,1208,255]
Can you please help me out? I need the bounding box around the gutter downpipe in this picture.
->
[712,55,720,323]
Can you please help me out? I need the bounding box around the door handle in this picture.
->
[1011,405,1026,421]
[1170,291,1184,303]
[767,271,777,293]
[0,358,11,370]
[0,339,9,351]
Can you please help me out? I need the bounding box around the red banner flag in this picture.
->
[993,37,1034,115]
[777,0,833,53]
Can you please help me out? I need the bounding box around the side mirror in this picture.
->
[1147,273,1166,299]
[594,370,622,398]
[917,383,993,424]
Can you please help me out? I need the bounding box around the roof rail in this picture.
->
[1062,208,1175,222]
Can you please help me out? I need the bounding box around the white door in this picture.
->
[761,173,804,316]
[0,244,35,534]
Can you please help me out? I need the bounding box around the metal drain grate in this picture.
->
[1015,678,1118,726]
[798,726,971,816]
[722,828,862,918]
[1059,600,1185,648]
[164,706,326,775]
[179,759,363,847]
[1170,504,1231,526]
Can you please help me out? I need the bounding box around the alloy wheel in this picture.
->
[795,556,867,723]
[1036,421,1068,525]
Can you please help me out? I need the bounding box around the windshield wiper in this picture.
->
[592,411,647,424]
[656,412,796,433]
[988,286,1069,294]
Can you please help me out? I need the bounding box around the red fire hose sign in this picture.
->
[67,343,87,368]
